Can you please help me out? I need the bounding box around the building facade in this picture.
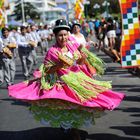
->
[55,0,75,21]
[7,0,66,24]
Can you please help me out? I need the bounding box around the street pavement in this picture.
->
[0,49,140,140]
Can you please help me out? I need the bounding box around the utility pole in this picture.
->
[21,0,25,23]
[42,0,46,24]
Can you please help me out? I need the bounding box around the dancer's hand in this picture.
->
[77,52,87,65]
[78,44,84,51]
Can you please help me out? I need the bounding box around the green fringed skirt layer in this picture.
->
[81,47,105,75]
[61,71,112,102]
[30,99,103,129]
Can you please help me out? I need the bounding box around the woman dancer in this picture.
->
[9,19,124,140]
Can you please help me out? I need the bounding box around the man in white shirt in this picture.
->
[30,25,42,55]
[17,26,34,79]
[43,24,52,52]
[0,37,4,86]
[37,24,46,54]
[1,27,17,86]
[26,26,38,65]
[9,26,20,58]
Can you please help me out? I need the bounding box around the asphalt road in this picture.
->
[0,49,140,140]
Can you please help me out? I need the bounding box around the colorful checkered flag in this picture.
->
[120,0,140,68]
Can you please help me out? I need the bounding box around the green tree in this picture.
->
[13,1,40,21]
[87,0,121,18]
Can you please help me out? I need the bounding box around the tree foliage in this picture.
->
[87,0,121,18]
[13,1,40,21]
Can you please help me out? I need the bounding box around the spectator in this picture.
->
[106,18,120,62]
[1,27,17,87]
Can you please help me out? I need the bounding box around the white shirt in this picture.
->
[38,29,46,39]
[17,33,33,48]
[2,35,17,47]
[0,37,4,52]
[43,29,50,38]
[9,31,20,41]
[71,34,87,46]
[30,31,41,43]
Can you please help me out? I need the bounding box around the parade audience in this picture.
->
[0,37,4,86]
[71,20,87,46]
[106,17,120,62]
[26,25,38,65]
[38,23,47,54]
[1,27,17,87]
[17,26,34,79]
[0,22,54,86]
[30,24,42,55]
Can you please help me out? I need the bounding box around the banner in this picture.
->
[74,0,84,20]
[0,0,5,29]
[119,0,140,68]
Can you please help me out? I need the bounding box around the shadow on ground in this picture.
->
[116,107,140,113]
[87,133,139,140]
[0,127,87,140]
[124,96,140,102]
[112,84,140,92]
[0,127,139,140]
[1,98,29,106]
[110,126,140,137]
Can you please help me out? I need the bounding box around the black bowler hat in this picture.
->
[53,19,70,34]
[72,20,81,27]
[71,20,81,31]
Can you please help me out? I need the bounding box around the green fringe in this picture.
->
[30,104,102,128]
[81,47,105,75]
[39,64,57,90]
[61,71,112,102]
[39,64,45,72]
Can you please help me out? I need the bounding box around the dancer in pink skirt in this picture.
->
[8,19,124,140]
